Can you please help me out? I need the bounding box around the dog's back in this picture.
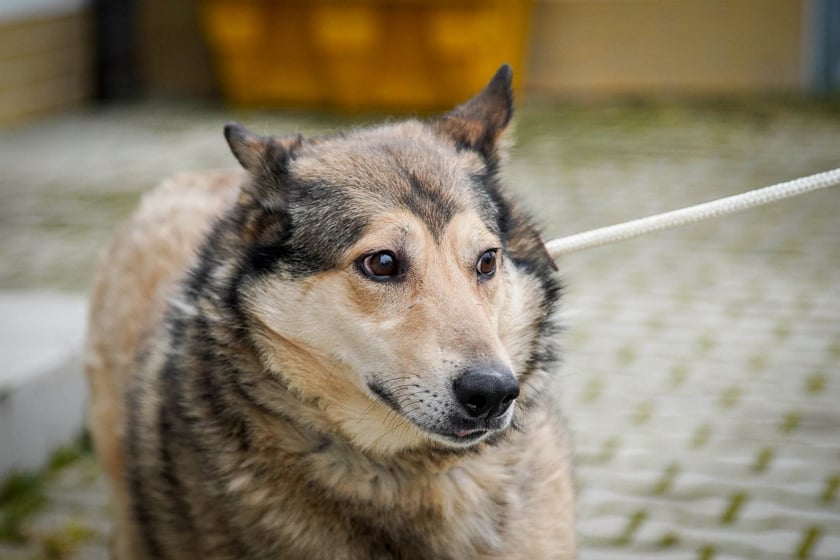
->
[86,66,576,559]
[85,170,241,557]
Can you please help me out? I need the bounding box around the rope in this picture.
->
[546,168,840,260]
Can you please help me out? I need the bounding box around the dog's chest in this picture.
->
[230,447,521,559]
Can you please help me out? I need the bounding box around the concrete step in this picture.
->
[0,291,88,476]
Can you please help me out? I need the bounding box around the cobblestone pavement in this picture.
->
[1,101,839,558]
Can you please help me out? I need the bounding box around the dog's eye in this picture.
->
[476,249,497,278]
[359,251,402,281]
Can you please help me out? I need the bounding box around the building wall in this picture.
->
[527,0,806,98]
[0,8,92,124]
[138,0,216,99]
[136,0,813,104]
[0,0,816,125]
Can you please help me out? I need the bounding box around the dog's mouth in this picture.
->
[455,427,486,438]
[420,413,512,447]
[366,378,513,447]
[442,427,489,444]
[426,418,512,448]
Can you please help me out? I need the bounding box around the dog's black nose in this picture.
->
[453,366,519,419]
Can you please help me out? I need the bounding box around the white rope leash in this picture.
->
[546,168,840,260]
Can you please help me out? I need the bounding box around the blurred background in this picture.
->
[1,0,839,558]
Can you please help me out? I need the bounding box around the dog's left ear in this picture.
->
[435,64,513,163]
[224,122,302,175]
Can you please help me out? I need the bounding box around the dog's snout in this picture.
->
[453,366,519,419]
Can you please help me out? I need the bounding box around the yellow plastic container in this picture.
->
[200,0,533,111]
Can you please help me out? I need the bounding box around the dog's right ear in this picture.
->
[224,122,302,175]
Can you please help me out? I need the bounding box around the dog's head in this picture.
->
[221,66,560,455]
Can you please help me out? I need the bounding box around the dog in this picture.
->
[85,64,576,559]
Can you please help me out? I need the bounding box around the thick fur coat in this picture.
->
[85,65,576,559]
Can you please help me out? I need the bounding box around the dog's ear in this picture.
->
[435,64,513,163]
[224,122,302,175]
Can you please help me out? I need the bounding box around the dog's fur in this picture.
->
[85,65,576,559]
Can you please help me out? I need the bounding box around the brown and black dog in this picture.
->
[85,65,576,559]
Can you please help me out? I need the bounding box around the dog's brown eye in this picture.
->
[476,249,497,278]
[360,251,402,281]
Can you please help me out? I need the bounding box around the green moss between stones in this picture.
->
[0,433,91,543]
[0,472,46,542]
